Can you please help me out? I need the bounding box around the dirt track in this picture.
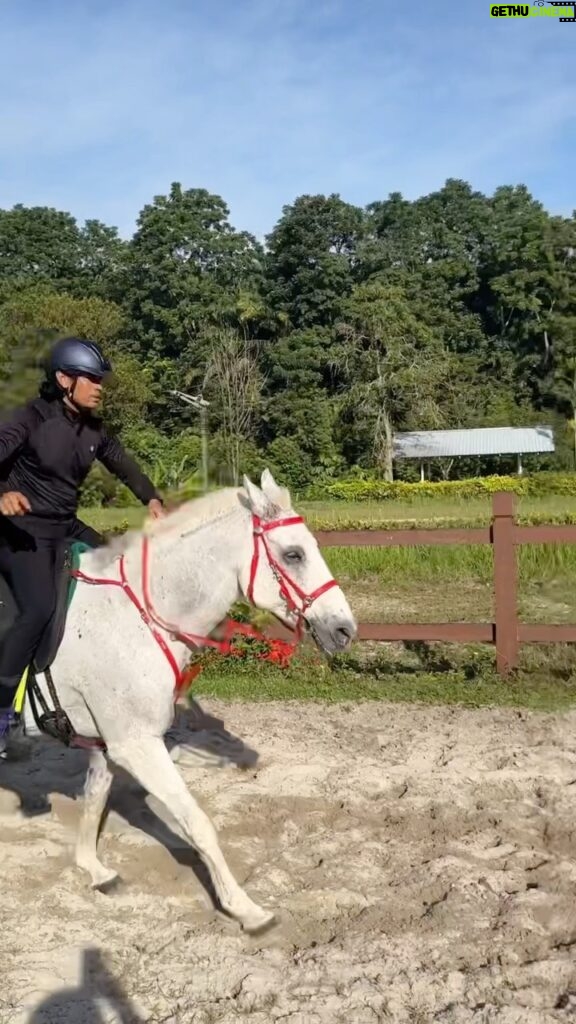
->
[1,698,576,1023]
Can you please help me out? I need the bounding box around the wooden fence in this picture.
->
[310,491,576,676]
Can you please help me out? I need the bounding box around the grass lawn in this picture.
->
[81,505,145,532]
[79,495,576,712]
[192,643,576,713]
[81,492,576,533]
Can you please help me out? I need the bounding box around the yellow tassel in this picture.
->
[13,666,29,715]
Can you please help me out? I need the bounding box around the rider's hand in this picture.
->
[0,491,31,517]
[147,498,165,520]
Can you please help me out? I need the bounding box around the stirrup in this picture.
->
[35,709,76,746]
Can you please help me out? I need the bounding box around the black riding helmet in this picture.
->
[49,337,112,380]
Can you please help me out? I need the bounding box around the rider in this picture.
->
[0,337,164,748]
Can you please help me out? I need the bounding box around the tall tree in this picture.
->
[335,282,452,479]
[124,183,264,364]
[0,205,126,302]
[539,215,576,463]
[76,220,129,300]
[203,328,263,484]
[478,186,558,398]
[265,193,365,330]
[0,205,83,299]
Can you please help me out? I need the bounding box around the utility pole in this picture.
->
[169,390,210,493]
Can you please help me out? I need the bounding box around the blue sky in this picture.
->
[0,0,574,239]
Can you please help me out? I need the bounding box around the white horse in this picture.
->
[18,470,357,933]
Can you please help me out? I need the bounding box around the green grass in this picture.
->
[322,542,576,584]
[192,647,576,712]
[82,492,576,533]
[81,505,145,532]
[299,494,576,529]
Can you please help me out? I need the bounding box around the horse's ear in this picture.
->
[241,475,273,518]
[261,468,285,506]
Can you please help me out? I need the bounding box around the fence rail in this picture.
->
[307,490,576,676]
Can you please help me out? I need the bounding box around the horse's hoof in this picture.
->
[94,874,123,895]
[241,909,277,935]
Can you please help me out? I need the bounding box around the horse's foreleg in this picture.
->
[75,748,118,890]
[107,737,275,933]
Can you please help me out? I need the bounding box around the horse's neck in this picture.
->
[121,507,245,636]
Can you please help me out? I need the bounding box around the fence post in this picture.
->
[492,491,518,676]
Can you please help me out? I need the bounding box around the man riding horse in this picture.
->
[0,337,164,753]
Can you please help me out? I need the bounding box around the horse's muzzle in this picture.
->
[306,614,357,655]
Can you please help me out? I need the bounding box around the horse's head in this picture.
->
[239,469,357,655]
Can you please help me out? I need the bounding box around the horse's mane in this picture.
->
[86,482,291,569]
[153,487,245,539]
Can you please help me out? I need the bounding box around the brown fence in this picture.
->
[310,491,576,676]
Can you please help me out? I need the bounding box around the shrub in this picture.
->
[79,463,134,507]
[121,425,202,490]
[266,436,314,491]
[322,472,576,502]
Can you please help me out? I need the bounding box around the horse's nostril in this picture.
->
[336,625,353,645]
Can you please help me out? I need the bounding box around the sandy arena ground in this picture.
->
[1,698,576,1023]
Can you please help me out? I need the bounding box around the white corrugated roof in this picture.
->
[393,426,555,459]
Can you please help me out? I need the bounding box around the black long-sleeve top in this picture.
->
[0,396,160,538]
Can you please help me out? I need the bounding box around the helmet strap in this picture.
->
[60,376,81,413]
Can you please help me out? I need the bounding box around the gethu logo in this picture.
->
[490,2,576,17]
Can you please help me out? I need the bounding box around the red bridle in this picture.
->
[72,511,339,694]
[248,514,339,636]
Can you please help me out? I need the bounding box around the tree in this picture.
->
[478,186,557,396]
[1,177,575,491]
[203,328,263,484]
[258,327,343,484]
[0,287,125,412]
[531,216,576,443]
[261,194,365,479]
[0,205,127,302]
[335,282,452,479]
[0,287,153,438]
[101,351,155,436]
[0,205,83,300]
[75,220,129,300]
[264,193,365,330]
[124,183,264,365]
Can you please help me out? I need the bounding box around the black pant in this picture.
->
[68,519,104,549]
[0,518,103,708]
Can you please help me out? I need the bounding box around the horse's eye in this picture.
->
[284,548,303,564]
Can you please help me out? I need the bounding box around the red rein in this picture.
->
[72,513,339,697]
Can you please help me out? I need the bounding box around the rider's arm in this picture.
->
[97,429,161,506]
[0,407,33,479]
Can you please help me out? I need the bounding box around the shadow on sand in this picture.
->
[28,947,146,1024]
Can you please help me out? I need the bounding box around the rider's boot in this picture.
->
[0,674,25,759]
[0,708,17,759]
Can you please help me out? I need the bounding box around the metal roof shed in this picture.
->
[393,426,555,480]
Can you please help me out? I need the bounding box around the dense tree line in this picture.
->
[0,179,575,496]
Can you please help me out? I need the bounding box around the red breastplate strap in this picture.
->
[72,551,200,696]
